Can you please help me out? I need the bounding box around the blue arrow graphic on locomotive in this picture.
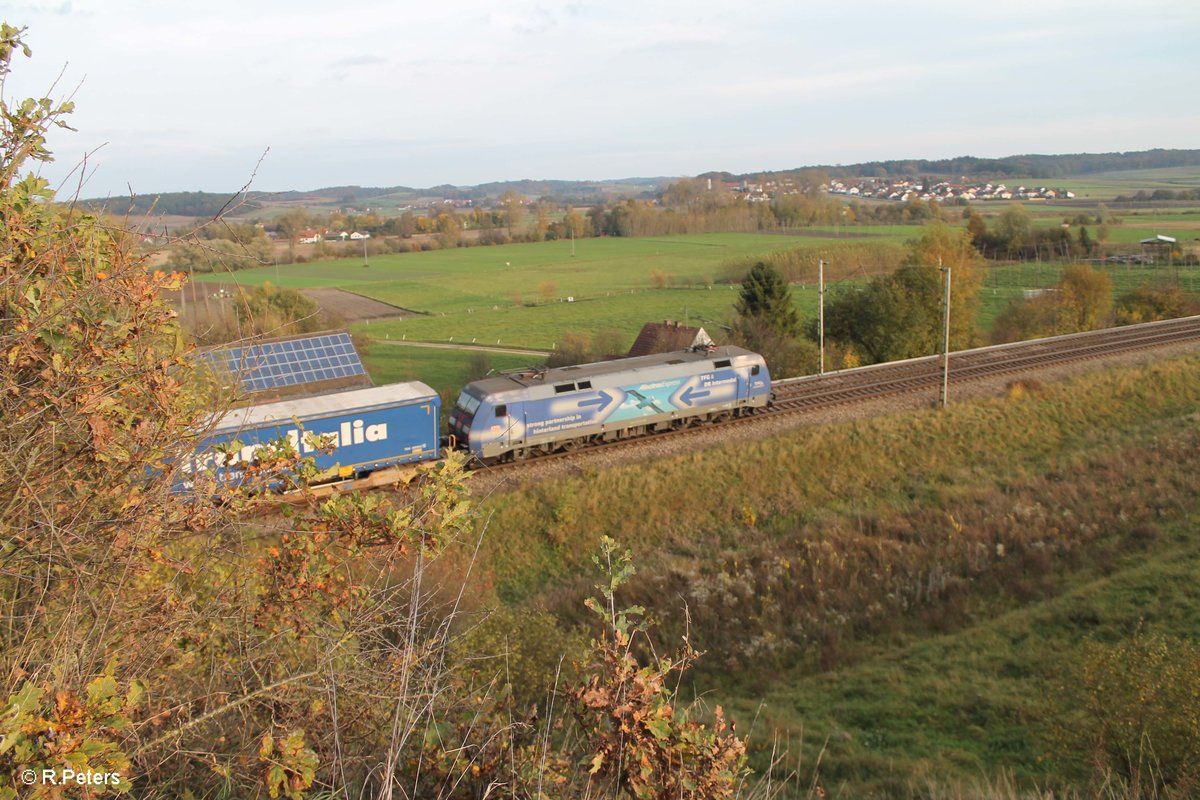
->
[678,386,711,406]
[577,390,616,414]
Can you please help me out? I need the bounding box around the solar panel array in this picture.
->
[199,332,367,393]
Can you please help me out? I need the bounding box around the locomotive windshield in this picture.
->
[454,392,482,417]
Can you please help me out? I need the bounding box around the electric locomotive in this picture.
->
[449,346,770,462]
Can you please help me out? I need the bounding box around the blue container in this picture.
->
[182,382,440,490]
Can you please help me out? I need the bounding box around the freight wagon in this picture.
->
[449,346,770,462]
[181,382,442,490]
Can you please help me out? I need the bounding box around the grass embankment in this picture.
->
[470,354,1200,796]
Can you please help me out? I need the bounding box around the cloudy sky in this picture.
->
[6,0,1198,197]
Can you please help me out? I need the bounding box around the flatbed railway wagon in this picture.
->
[449,346,770,462]
[181,382,442,490]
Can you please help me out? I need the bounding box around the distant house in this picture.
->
[627,321,713,357]
[297,230,323,244]
[349,231,371,240]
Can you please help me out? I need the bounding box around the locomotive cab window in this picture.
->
[751,365,760,376]
[495,404,507,418]
[714,359,731,368]
[554,383,576,394]
[455,392,482,417]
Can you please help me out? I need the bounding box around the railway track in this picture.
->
[471,315,1200,476]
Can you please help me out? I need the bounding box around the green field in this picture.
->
[191,233,897,352]
[192,233,852,313]
[359,286,753,351]
[1051,165,1200,199]
[1025,218,1200,246]
[360,343,543,399]
[188,227,1200,390]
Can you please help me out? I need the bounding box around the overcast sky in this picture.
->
[5,0,1199,198]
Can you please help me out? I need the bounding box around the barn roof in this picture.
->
[627,321,712,357]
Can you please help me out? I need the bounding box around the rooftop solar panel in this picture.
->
[198,331,368,393]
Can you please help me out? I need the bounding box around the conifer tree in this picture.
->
[735,260,799,336]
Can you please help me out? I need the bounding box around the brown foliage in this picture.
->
[992,265,1114,343]
[570,538,749,800]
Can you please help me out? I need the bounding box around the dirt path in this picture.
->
[302,288,416,321]
[368,339,551,357]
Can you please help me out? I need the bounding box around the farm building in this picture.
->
[627,321,713,357]
[1140,234,1178,263]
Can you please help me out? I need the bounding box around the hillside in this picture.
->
[756,148,1200,182]
[465,351,1200,797]
[77,149,1200,217]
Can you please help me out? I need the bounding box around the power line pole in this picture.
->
[818,258,825,375]
[940,259,951,409]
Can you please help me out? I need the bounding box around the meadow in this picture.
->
[191,232,901,352]
[1050,165,1200,199]
[191,233,844,313]
[188,220,1200,391]
[359,343,542,398]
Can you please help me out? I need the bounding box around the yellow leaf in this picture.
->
[589,752,604,775]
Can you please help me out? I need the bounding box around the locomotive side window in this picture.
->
[578,380,592,389]
[714,359,732,368]
[554,383,576,394]
[495,404,507,418]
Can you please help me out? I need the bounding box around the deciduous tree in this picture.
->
[822,222,982,362]
[499,189,525,238]
[992,264,1114,342]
